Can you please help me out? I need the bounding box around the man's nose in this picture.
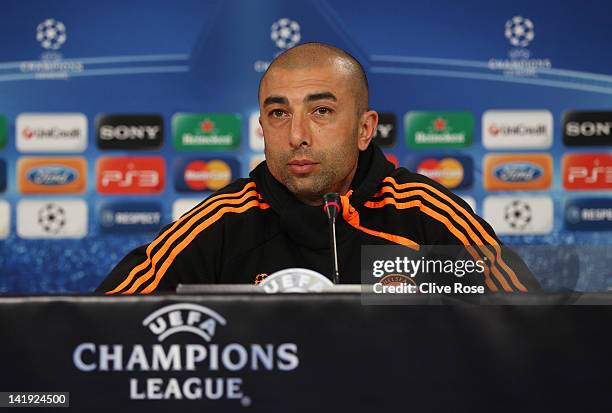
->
[288,113,311,148]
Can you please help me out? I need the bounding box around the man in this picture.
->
[97,42,539,294]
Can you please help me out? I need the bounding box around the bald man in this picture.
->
[97,42,539,294]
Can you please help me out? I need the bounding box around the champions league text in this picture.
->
[73,342,299,401]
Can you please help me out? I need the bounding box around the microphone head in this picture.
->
[323,192,341,221]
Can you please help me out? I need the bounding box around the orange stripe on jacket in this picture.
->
[339,194,420,251]
[137,200,270,294]
[379,178,526,292]
[106,183,258,294]
[121,192,264,294]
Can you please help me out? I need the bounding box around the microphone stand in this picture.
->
[323,193,341,284]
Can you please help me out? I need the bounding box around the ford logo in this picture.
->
[26,165,78,186]
[493,163,542,182]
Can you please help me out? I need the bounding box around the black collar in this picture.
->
[249,143,394,249]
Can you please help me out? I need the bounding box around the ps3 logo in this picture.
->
[566,166,612,184]
[563,153,612,190]
[96,156,165,194]
[100,170,159,187]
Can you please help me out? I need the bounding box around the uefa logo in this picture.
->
[504,16,534,47]
[270,18,301,50]
[36,18,67,50]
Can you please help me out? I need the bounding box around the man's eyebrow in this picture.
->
[305,92,337,103]
[263,96,288,106]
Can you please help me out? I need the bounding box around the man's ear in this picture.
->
[357,110,378,151]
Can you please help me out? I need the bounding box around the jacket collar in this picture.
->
[249,143,394,249]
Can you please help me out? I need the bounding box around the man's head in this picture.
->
[258,42,378,206]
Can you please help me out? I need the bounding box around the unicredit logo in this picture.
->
[16,113,88,152]
[21,126,81,139]
[482,111,552,150]
[488,123,547,137]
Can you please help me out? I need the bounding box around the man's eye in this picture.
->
[270,110,286,118]
[315,107,332,115]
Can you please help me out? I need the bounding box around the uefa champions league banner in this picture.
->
[2,294,612,411]
[0,0,610,292]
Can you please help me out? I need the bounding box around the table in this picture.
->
[0,291,611,412]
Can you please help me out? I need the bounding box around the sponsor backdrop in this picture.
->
[0,0,610,292]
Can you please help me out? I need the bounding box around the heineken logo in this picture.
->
[173,114,240,150]
[405,111,473,148]
[0,115,6,149]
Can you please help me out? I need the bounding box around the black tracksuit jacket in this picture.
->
[96,144,539,294]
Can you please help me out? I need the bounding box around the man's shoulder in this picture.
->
[176,177,271,226]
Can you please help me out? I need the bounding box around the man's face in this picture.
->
[259,64,369,205]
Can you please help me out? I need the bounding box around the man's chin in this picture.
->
[285,181,327,205]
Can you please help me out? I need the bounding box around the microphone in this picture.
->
[323,193,341,284]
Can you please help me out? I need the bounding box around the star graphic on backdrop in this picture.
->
[433,118,446,131]
[200,120,215,133]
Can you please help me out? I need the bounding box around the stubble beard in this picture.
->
[268,147,358,206]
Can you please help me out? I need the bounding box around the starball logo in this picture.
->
[72,303,299,404]
[488,16,552,77]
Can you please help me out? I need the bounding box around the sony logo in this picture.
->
[100,125,160,140]
[566,122,612,137]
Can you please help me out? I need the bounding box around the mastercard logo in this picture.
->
[417,157,465,189]
[183,160,232,191]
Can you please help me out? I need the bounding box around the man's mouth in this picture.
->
[287,159,319,174]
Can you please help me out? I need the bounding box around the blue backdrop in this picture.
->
[0,0,610,292]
